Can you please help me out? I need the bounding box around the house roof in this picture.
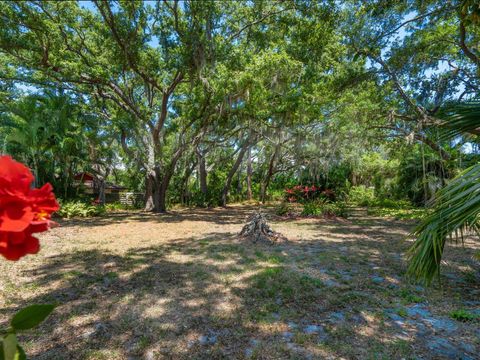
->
[74,172,127,190]
[74,172,94,181]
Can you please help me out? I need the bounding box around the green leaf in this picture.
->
[408,163,480,284]
[2,334,17,360]
[14,346,26,360]
[11,304,55,331]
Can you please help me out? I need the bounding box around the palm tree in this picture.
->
[407,101,480,284]
[0,92,91,195]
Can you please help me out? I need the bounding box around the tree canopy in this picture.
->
[0,0,479,282]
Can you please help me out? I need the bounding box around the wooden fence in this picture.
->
[119,192,145,207]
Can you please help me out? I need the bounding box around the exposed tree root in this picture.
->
[239,211,287,244]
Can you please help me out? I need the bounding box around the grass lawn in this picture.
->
[0,205,478,359]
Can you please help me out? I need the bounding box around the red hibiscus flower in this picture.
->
[0,156,59,260]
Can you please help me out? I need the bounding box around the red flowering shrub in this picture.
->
[284,184,336,202]
[0,156,59,260]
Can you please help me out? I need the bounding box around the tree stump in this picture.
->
[239,211,287,244]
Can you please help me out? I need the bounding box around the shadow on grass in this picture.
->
[56,205,259,229]
[1,206,478,359]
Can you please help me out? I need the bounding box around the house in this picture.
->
[73,172,95,194]
[73,172,128,201]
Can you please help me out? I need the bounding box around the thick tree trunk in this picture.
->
[156,180,168,213]
[221,144,249,207]
[246,147,252,200]
[144,134,158,211]
[151,140,189,213]
[144,172,156,211]
[151,165,170,213]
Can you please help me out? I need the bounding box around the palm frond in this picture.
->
[437,100,480,140]
[407,163,480,284]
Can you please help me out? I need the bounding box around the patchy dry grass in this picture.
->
[0,205,478,359]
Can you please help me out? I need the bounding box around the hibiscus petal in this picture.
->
[23,234,40,255]
[0,246,24,260]
[28,221,49,233]
[0,232,24,260]
[0,232,8,249]
[0,204,34,232]
[0,156,34,195]
[9,231,26,244]
[28,183,60,212]
[0,231,40,260]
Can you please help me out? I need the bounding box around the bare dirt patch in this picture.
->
[0,205,478,359]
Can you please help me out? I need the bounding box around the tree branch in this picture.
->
[459,18,480,68]
[227,5,294,41]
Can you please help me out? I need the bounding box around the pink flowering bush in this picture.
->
[284,185,336,203]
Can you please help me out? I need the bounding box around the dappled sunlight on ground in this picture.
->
[0,205,478,359]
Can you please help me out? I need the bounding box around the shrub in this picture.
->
[57,201,106,218]
[105,202,123,212]
[321,201,349,218]
[275,202,294,216]
[348,186,413,209]
[269,189,285,200]
[104,202,137,212]
[301,201,322,216]
[301,199,348,218]
[348,185,376,206]
[284,185,336,203]
[374,198,412,209]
